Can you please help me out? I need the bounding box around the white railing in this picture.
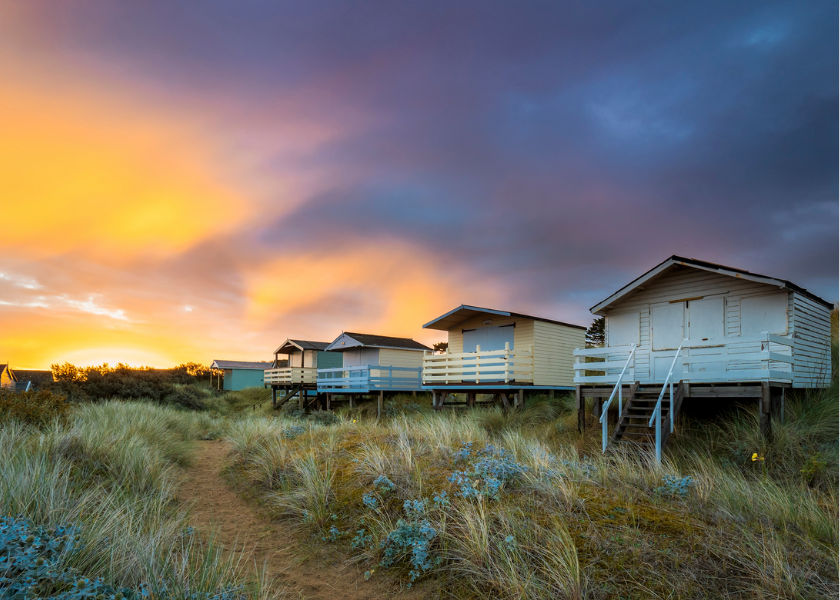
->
[317,365,422,392]
[422,343,533,385]
[264,367,318,385]
[574,344,636,385]
[597,344,637,453]
[649,339,686,463]
[574,333,794,386]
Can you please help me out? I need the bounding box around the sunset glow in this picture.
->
[1,1,836,370]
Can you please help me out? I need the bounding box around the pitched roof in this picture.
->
[326,332,432,352]
[422,305,586,331]
[591,255,835,314]
[12,370,54,387]
[211,360,272,370]
[273,339,331,354]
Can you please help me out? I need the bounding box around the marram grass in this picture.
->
[226,387,838,599]
[0,401,286,600]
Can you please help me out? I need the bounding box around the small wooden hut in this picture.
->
[265,339,342,409]
[318,332,431,415]
[574,255,834,458]
[422,305,586,409]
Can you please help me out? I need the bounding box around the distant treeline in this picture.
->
[46,362,217,409]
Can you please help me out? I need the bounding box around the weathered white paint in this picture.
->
[592,264,832,387]
[608,311,639,346]
[342,348,380,368]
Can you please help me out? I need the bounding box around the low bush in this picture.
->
[0,389,71,427]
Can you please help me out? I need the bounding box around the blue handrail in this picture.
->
[648,339,686,463]
[599,344,636,453]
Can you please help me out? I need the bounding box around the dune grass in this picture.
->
[0,401,282,600]
[225,382,838,599]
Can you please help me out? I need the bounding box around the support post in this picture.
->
[576,386,585,432]
[593,398,603,421]
[516,389,524,408]
[760,381,771,438]
[770,386,783,422]
[349,394,356,409]
[468,392,476,408]
[326,394,331,411]
[548,390,554,399]
[299,388,305,411]
[500,392,510,409]
[271,388,277,407]
[432,391,438,408]
[378,390,384,419]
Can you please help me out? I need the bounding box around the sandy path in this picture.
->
[179,440,428,600]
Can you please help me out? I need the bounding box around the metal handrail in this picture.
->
[599,343,636,453]
[648,339,686,462]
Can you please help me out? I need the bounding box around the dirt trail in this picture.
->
[179,440,424,600]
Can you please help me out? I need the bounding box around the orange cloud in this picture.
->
[0,80,251,261]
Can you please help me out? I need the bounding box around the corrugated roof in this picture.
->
[211,360,273,370]
[591,255,835,313]
[423,305,587,331]
[327,332,432,351]
[273,339,331,354]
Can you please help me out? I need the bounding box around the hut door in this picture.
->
[686,297,725,376]
[463,325,514,352]
[651,303,685,381]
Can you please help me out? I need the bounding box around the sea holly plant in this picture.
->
[373,475,395,494]
[448,443,528,500]
[379,499,440,587]
[0,516,241,600]
[654,475,694,498]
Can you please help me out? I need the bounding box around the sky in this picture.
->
[0,1,837,369]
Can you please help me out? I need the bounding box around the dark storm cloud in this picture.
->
[23,0,838,313]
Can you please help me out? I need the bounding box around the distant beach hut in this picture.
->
[210,360,273,391]
[421,305,586,409]
[264,339,342,409]
[318,332,431,415]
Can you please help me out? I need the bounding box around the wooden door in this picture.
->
[651,303,685,381]
[687,297,725,376]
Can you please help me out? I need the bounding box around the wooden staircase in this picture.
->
[273,385,302,410]
[611,381,686,450]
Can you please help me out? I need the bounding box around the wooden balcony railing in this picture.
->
[422,343,533,385]
[574,333,794,385]
[264,367,318,385]
[317,365,422,392]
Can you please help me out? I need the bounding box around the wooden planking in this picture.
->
[533,320,584,386]
[448,316,534,354]
[378,348,424,371]
[791,292,832,387]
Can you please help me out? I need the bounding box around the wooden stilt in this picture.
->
[378,390,384,419]
[593,398,602,420]
[548,390,555,399]
[412,391,417,398]
[500,392,510,409]
[760,382,771,438]
[271,388,276,407]
[576,386,585,432]
[468,392,476,408]
[516,389,524,408]
[349,394,355,409]
[299,389,305,411]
